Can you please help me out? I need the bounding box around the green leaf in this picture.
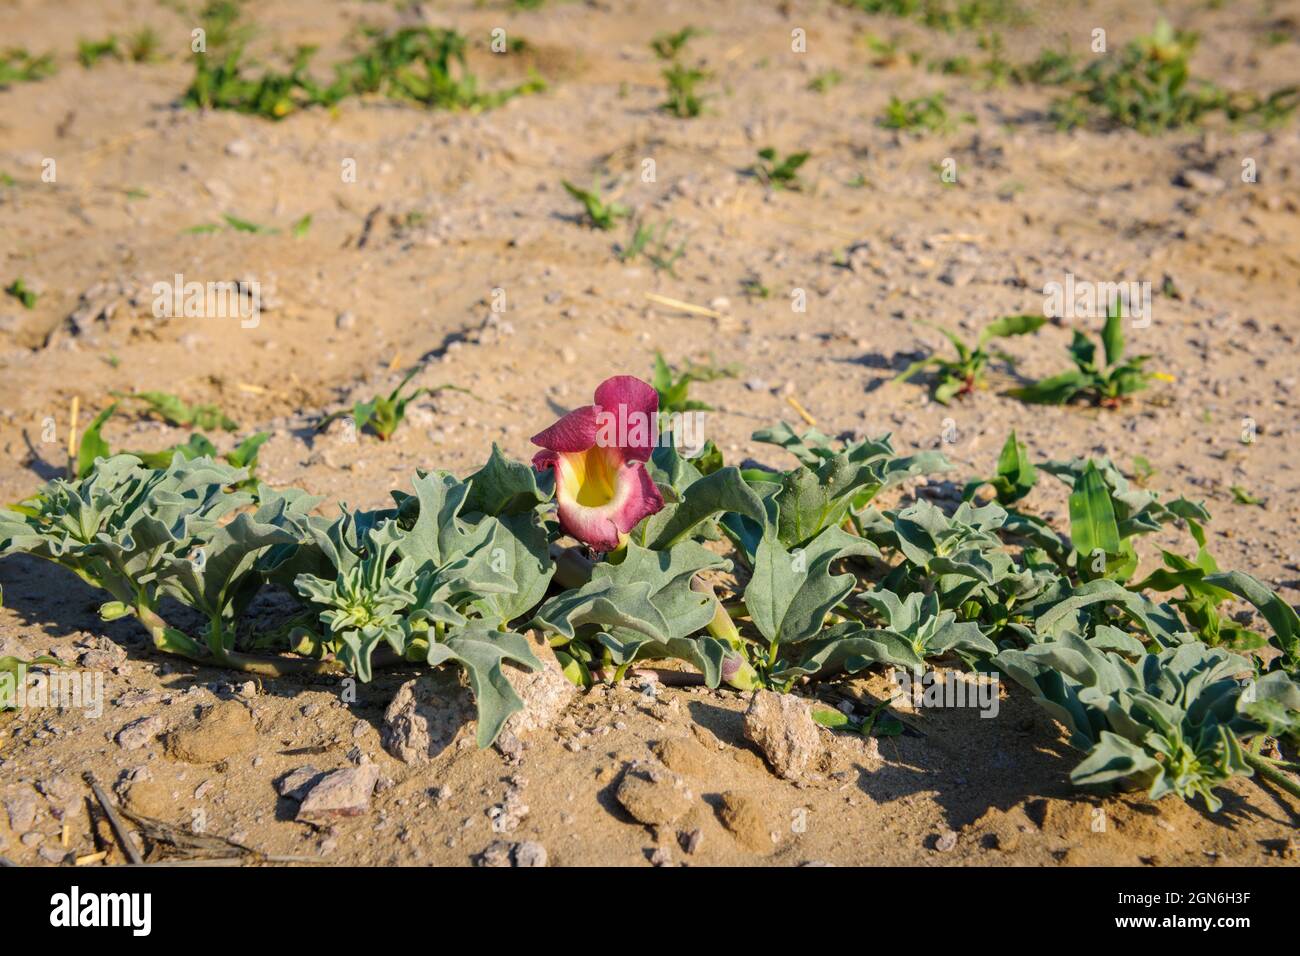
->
[1101,300,1125,366]
[1069,462,1120,561]
[77,404,118,478]
[640,464,766,550]
[463,444,552,517]
[430,624,541,747]
[745,510,878,648]
[979,313,1046,344]
[1007,369,1089,405]
[1203,571,1300,672]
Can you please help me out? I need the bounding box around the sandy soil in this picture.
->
[1,0,1299,866]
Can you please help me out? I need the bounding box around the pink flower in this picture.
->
[531,376,665,551]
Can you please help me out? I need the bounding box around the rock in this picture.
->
[1175,169,1226,194]
[934,830,958,852]
[296,764,380,821]
[21,831,43,847]
[681,827,703,855]
[275,766,325,802]
[513,840,548,867]
[79,639,127,671]
[3,790,39,832]
[477,841,513,867]
[653,737,714,779]
[224,139,253,158]
[499,631,577,737]
[743,690,822,780]
[718,791,774,854]
[36,775,80,817]
[116,714,164,750]
[616,767,692,826]
[380,674,474,764]
[493,730,525,764]
[0,634,32,660]
[650,846,673,866]
[335,311,356,330]
[165,700,256,763]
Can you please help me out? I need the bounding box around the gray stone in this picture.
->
[4,790,39,832]
[742,690,822,780]
[500,632,577,737]
[296,764,380,821]
[276,766,325,802]
[116,714,164,750]
[380,675,474,765]
[513,840,548,867]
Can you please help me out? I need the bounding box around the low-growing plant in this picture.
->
[113,391,239,431]
[127,27,164,63]
[317,369,467,441]
[185,26,544,120]
[1008,301,1156,407]
[0,48,56,88]
[77,36,122,68]
[881,92,973,132]
[650,26,703,61]
[839,0,1027,33]
[808,69,843,93]
[1048,21,1297,133]
[72,402,267,483]
[651,352,739,417]
[751,147,810,190]
[619,219,686,273]
[4,278,38,309]
[661,62,709,118]
[895,313,1045,404]
[562,180,629,231]
[2,372,1297,807]
[963,430,1036,505]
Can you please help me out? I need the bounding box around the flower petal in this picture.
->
[530,405,598,453]
[553,458,664,552]
[594,375,659,462]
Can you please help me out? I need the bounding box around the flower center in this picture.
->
[565,447,618,508]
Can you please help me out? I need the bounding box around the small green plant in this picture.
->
[562,180,630,231]
[318,369,467,441]
[185,26,543,120]
[740,275,771,299]
[113,391,239,431]
[1231,486,1264,507]
[78,36,122,68]
[808,69,843,93]
[652,353,740,416]
[963,430,1037,504]
[650,26,703,61]
[751,147,810,190]
[881,92,973,132]
[291,214,313,237]
[0,48,56,88]
[661,62,710,118]
[1008,302,1155,407]
[4,278,37,309]
[73,402,266,483]
[1050,21,1297,132]
[619,220,686,274]
[839,0,1026,34]
[127,27,164,63]
[895,314,1045,404]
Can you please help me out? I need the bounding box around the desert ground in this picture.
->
[1,0,1298,867]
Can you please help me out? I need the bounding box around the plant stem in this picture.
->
[1244,751,1300,802]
